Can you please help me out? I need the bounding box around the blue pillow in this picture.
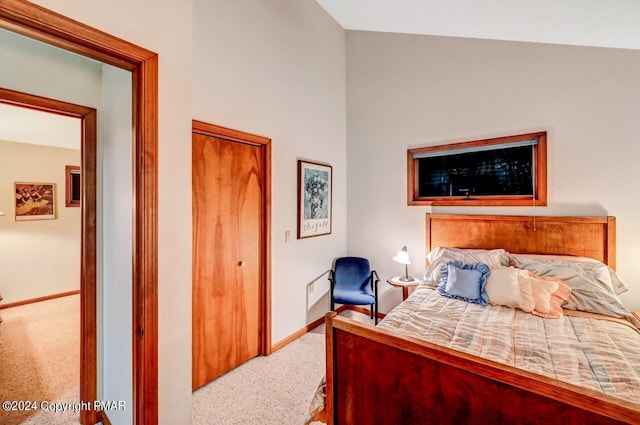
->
[437,260,490,305]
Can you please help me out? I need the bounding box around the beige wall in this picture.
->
[346,31,640,312]
[192,0,347,344]
[0,140,81,303]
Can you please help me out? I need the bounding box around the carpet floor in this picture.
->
[192,309,375,425]
[0,294,80,425]
[0,296,373,425]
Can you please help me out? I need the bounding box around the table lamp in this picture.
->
[392,246,415,282]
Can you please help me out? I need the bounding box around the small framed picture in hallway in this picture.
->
[14,182,56,221]
[298,159,332,239]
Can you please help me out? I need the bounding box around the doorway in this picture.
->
[191,120,271,390]
[0,92,91,425]
[0,2,159,423]
[0,87,96,424]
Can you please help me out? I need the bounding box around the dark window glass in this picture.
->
[417,145,533,198]
[71,173,81,202]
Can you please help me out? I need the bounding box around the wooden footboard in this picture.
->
[325,313,640,425]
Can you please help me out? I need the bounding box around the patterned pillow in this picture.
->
[437,261,490,305]
[509,253,627,295]
[511,255,638,327]
[424,247,509,286]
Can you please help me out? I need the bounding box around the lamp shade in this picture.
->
[392,246,411,265]
[0,211,4,216]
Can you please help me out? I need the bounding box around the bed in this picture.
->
[318,214,640,424]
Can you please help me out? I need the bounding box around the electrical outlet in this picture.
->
[308,282,315,293]
[285,230,291,242]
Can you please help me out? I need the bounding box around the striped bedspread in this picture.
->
[378,286,640,405]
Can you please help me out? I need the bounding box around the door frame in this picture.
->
[0,87,97,424]
[192,120,272,355]
[0,1,159,424]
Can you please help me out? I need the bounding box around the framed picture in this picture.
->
[297,159,332,239]
[65,165,81,207]
[14,182,56,221]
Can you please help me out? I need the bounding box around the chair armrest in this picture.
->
[371,270,380,295]
[328,270,335,289]
[371,270,380,285]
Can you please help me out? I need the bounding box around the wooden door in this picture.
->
[192,131,263,390]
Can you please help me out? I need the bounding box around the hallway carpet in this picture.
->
[0,294,79,425]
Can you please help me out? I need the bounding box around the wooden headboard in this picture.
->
[426,214,616,268]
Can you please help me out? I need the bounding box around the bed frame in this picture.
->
[324,214,639,424]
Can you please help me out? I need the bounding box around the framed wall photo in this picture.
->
[14,182,56,221]
[298,160,332,239]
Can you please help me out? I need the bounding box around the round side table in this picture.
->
[387,276,420,300]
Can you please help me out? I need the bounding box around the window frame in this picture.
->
[407,132,547,206]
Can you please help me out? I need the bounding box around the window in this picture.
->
[65,165,81,207]
[407,132,546,206]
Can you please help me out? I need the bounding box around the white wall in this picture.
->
[0,141,80,303]
[100,64,133,424]
[27,0,194,423]
[346,31,640,312]
[19,1,341,421]
[0,29,102,107]
[192,0,347,344]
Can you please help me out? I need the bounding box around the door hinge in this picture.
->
[138,326,144,339]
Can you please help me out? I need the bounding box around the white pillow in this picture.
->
[423,247,510,285]
[485,267,535,313]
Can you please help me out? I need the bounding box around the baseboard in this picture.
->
[271,329,309,354]
[271,306,347,353]
[0,290,80,309]
[270,305,386,353]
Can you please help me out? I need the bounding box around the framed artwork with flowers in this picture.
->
[297,159,332,239]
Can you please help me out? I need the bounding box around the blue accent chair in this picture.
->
[329,257,380,324]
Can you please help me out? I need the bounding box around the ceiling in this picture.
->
[0,103,80,150]
[315,0,640,50]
